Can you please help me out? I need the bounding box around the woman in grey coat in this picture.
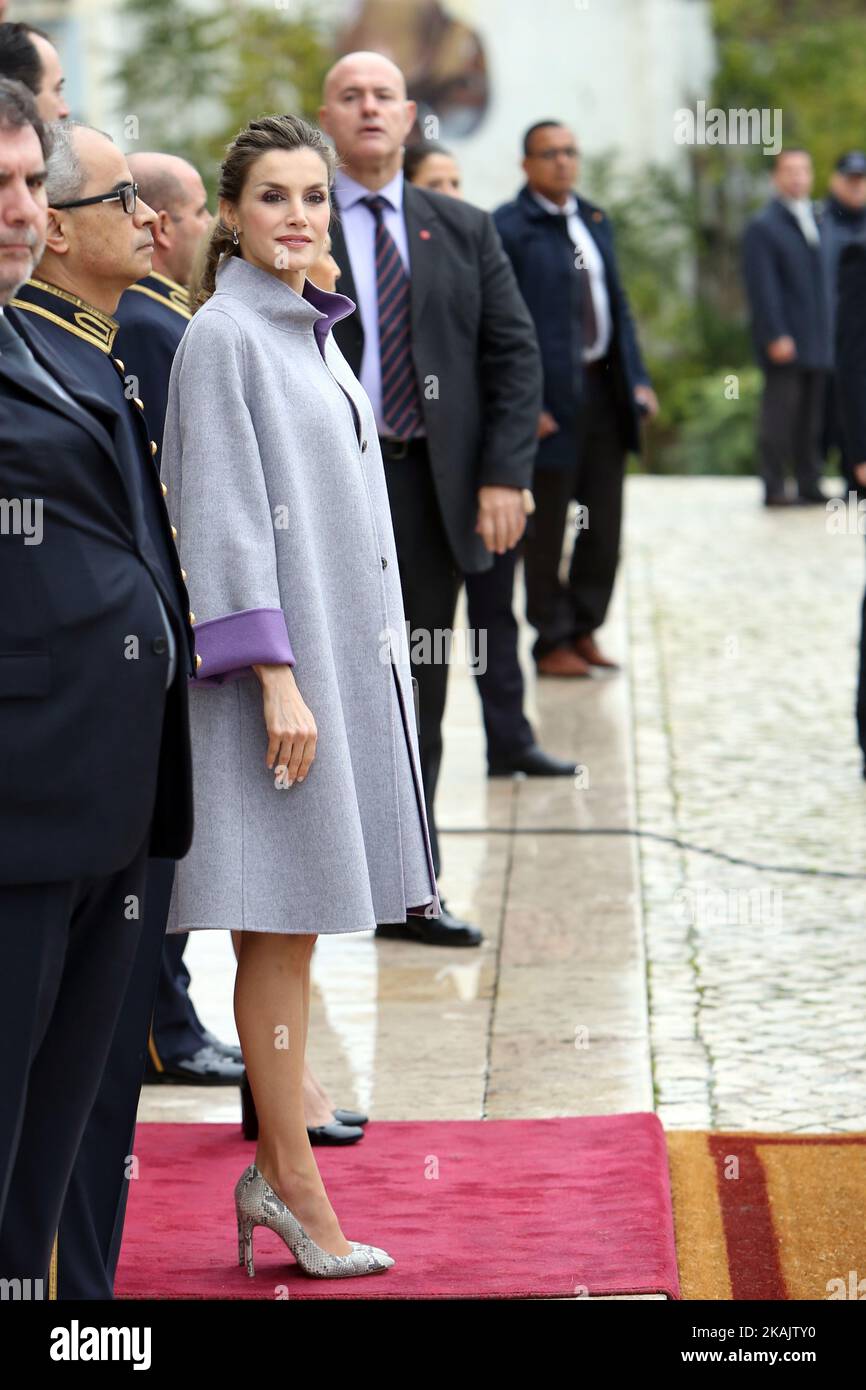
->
[160,115,440,1279]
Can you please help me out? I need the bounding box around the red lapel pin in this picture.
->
[419,229,431,240]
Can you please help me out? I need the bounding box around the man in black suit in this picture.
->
[494,121,657,678]
[114,152,243,1090]
[320,51,543,947]
[742,147,833,506]
[2,116,196,1296]
[834,241,866,771]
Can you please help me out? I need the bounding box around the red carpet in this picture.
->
[115,1113,679,1299]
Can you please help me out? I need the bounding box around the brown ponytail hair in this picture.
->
[191,113,337,313]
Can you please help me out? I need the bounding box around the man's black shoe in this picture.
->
[143,1043,245,1085]
[201,1027,243,1062]
[488,743,579,777]
[376,901,483,946]
[796,488,827,505]
[764,493,791,507]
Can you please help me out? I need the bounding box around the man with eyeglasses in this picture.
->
[495,121,657,678]
[3,119,197,1298]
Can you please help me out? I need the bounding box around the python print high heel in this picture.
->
[234,1164,395,1279]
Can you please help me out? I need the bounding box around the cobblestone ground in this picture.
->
[626,476,866,1132]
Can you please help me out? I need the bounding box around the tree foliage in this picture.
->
[604,0,866,471]
[115,0,331,195]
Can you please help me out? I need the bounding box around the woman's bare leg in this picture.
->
[234,930,352,1255]
[232,930,335,1127]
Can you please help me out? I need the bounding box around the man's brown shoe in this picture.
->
[574,635,620,669]
[536,646,592,677]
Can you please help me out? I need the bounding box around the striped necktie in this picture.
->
[363,195,423,439]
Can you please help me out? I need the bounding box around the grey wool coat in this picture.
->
[161,254,441,934]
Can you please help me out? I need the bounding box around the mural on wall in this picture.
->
[336,0,489,138]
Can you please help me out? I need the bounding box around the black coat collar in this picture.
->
[516,183,605,228]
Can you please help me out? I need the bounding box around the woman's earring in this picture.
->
[231,225,240,246]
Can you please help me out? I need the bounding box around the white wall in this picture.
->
[450,0,716,209]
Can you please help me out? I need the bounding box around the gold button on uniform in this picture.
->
[195,654,202,670]
[114,358,124,371]
[171,525,178,540]
[161,482,168,497]
[133,397,144,411]
[189,612,196,625]
[151,441,158,456]
[181,568,188,581]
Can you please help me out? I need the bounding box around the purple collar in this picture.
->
[301,277,357,354]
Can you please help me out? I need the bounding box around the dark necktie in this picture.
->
[567,214,599,348]
[363,195,423,439]
[0,312,74,404]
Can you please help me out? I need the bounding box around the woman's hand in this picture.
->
[252,664,317,786]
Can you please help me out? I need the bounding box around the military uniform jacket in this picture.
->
[114,270,191,456]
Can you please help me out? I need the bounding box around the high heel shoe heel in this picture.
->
[234,1164,395,1279]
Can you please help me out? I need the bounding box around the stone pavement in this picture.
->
[629,476,866,1133]
[138,476,866,1136]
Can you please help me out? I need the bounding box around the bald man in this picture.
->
[321,51,543,946]
[114,153,210,452]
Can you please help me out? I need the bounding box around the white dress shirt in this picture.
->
[780,195,821,247]
[531,189,612,361]
[333,168,424,437]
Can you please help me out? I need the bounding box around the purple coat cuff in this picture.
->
[192,607,294,686]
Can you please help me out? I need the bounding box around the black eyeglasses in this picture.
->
[532,147,580,161]
[53,182,139,215]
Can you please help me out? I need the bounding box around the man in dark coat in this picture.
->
[819,150,866,489]
[742,146,833,506]
[0,92,194,1294]
[320,51,543,946]
[115,152,243,1089]
[4,119,196,1297]
[834,240,866,771]
[494,120,657,677]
